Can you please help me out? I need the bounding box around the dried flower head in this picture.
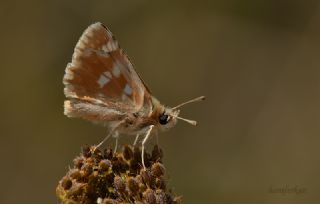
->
[56,145,181,204]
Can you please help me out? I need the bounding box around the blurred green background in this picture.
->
[1,0,320,203]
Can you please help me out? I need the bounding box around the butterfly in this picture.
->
[63,22,205,169]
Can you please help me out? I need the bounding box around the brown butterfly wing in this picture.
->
[63,23,152,121]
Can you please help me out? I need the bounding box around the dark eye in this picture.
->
[159,113,169,125]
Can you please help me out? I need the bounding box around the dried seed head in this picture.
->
[123,145,133,160]
[174,196,182,204]
[61,177,72,190]
[151,162,165,177]
[73,156,84,169]
[99,159,112,172]
[139,182,147,193]
[101,198,119,204]
[140,169,156,188]
[67,182,85,198]
[68,169,81,180]
[156,177,166,190]
[62,200,77,204]
[143,188,156,204]
[81,162,93,177]
[140,169,151,185]
[133,146,141,161]
[126,177,139,195]
[112,156,129,174]
[56,145,180,204]
[81,145,91,158]
[92,149,104,161]
[155,189,167,204]
[151,145,163,162]
[113,176,126,193]
[104,148,113,160]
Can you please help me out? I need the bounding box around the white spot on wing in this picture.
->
[72,49,81,60]
[64,63,74,80]
[64,70,74,80]
[63,87,77,97]
[101,44,108,52]
[97,75,110,88]
[94,99,105,105]
[97,50,110,57]
[80,35,89,45]
[90,22,102,31]
[112,63,121,77]
[84,29,94,38]
[104,71,112,78]
[64,100,73,116]
[102,41,118,52]
[124,84,132,96]
[122,94,130,101]
[76,40,86,49]
[74,23,102,54]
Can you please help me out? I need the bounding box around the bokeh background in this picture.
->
[1,0,320,203]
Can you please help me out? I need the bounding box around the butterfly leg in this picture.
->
[92,130,113,152]
[133,134,140,146]
[92,121,124,152]
[141,125,154,170]
[113,131,119,153]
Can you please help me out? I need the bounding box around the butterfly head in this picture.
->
[156,96,205,131]
[157,108,179,131]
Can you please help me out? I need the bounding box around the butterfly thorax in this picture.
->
[114,97,178,135]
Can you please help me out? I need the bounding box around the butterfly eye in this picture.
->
[159,113,169,125]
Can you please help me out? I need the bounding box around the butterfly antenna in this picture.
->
[175,116,197,126]
[172,96,205,110]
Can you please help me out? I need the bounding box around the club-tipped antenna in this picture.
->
[175,116,197,126]
[172,96,205,110]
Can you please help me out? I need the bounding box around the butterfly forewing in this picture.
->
[63,23,150,119]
